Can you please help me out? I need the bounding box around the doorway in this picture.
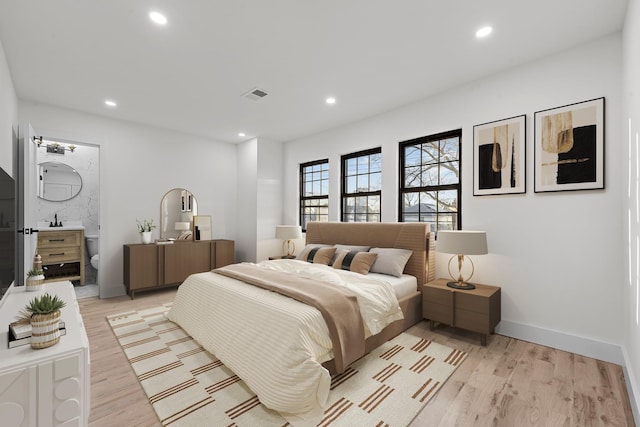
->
[20,129,101,299]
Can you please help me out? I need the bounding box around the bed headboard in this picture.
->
[305,222,435,285]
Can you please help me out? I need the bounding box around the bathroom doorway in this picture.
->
[33,135,100,299]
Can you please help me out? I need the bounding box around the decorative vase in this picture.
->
[141,231,152,244]
[26,275,45,292]
[30,310,61,349]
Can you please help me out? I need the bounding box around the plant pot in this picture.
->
[140,231,152,244]
[26,275,45,292]
[30,310,61,349]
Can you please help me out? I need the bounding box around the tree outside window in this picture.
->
[399,130,461,231]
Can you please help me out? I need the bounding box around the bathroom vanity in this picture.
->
[37,228,85,285]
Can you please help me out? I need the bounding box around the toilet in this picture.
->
[85,235,99,270]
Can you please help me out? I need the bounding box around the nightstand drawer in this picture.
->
[423,286,450,305]
[423,302,453,324]
[455,310,491,334]
[456,292,490,313]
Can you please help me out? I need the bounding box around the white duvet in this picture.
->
[168,259,403,426]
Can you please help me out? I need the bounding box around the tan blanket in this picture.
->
[215,263,365,373]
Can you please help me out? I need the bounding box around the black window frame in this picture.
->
[398,129,462,231]
[299,158,329,232]
[340,147,382,223]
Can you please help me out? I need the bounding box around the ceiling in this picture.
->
[0,1,629,144]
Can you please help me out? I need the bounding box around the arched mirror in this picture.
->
[37,161,83,201]
[160,188,198,240]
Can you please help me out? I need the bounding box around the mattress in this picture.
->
[367,272,418,299]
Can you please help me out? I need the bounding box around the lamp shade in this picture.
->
[275,225,302,240]
[175,222,191,231]
[436,230,488,255]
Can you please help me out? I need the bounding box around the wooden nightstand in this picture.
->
[422,278,501,346]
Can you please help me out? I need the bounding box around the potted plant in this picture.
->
[26,268,45,292]
[25,293,66,349]
[137,219,156,244]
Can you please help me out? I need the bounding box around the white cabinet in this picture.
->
[0,281,90,426]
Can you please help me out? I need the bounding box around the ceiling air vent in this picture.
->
[242,87,268,101]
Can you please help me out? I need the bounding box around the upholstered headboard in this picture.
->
[305,222,435,285]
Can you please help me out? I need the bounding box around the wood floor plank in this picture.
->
[78,289,636,427]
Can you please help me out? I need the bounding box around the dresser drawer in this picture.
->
[38,231,82,248]
[40,246,81,263]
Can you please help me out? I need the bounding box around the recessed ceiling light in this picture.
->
[476,26,493,38]
[149,11,168,25]
[104,100,117,107]
[326,97,336,105]
[238,132,246,137]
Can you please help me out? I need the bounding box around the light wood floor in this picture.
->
[78,289,636,426]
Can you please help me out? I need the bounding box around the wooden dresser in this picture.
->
[38,229,85,285]
[123,239,234,298]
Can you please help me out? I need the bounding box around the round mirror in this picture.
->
[160,188,198,240]
[37,162,83,201]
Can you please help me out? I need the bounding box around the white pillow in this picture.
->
[333,244,371,253]
[369,247,413,278]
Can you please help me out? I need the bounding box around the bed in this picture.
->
[168,221,434,426]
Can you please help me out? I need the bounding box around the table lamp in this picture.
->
[275,225,302,258]
[175,221,192,240]
[436,230,488,290]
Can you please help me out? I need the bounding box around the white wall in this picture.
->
[0,40,18,176]
[18,101,238,297]
[284,34,624,362]
[623,0,640,418]
[236,139,258,262]
[235,138,286,262]
[256,139,284,261]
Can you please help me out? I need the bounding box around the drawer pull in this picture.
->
[48,239,66,242]
[49,252,65,256]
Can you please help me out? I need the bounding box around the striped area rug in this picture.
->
[107,304,466,427]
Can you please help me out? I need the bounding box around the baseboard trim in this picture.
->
[496,320,624,365]
[621,347,640,424]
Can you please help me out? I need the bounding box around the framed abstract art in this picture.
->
[534,97,604,192]
[473,115,526,195]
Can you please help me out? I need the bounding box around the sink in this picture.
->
[37,221,84,231]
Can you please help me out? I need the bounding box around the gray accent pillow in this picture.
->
[369,247,413,278]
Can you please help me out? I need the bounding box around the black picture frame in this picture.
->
[473,115,526,195]
[534,97,605,192]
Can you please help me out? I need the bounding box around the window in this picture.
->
[341,148,382,222]
[399,130,461,231]
[300,159,329,231]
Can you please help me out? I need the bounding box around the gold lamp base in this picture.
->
[446,280,476,290]
[447,254,477,290]
[282,239,296,258]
